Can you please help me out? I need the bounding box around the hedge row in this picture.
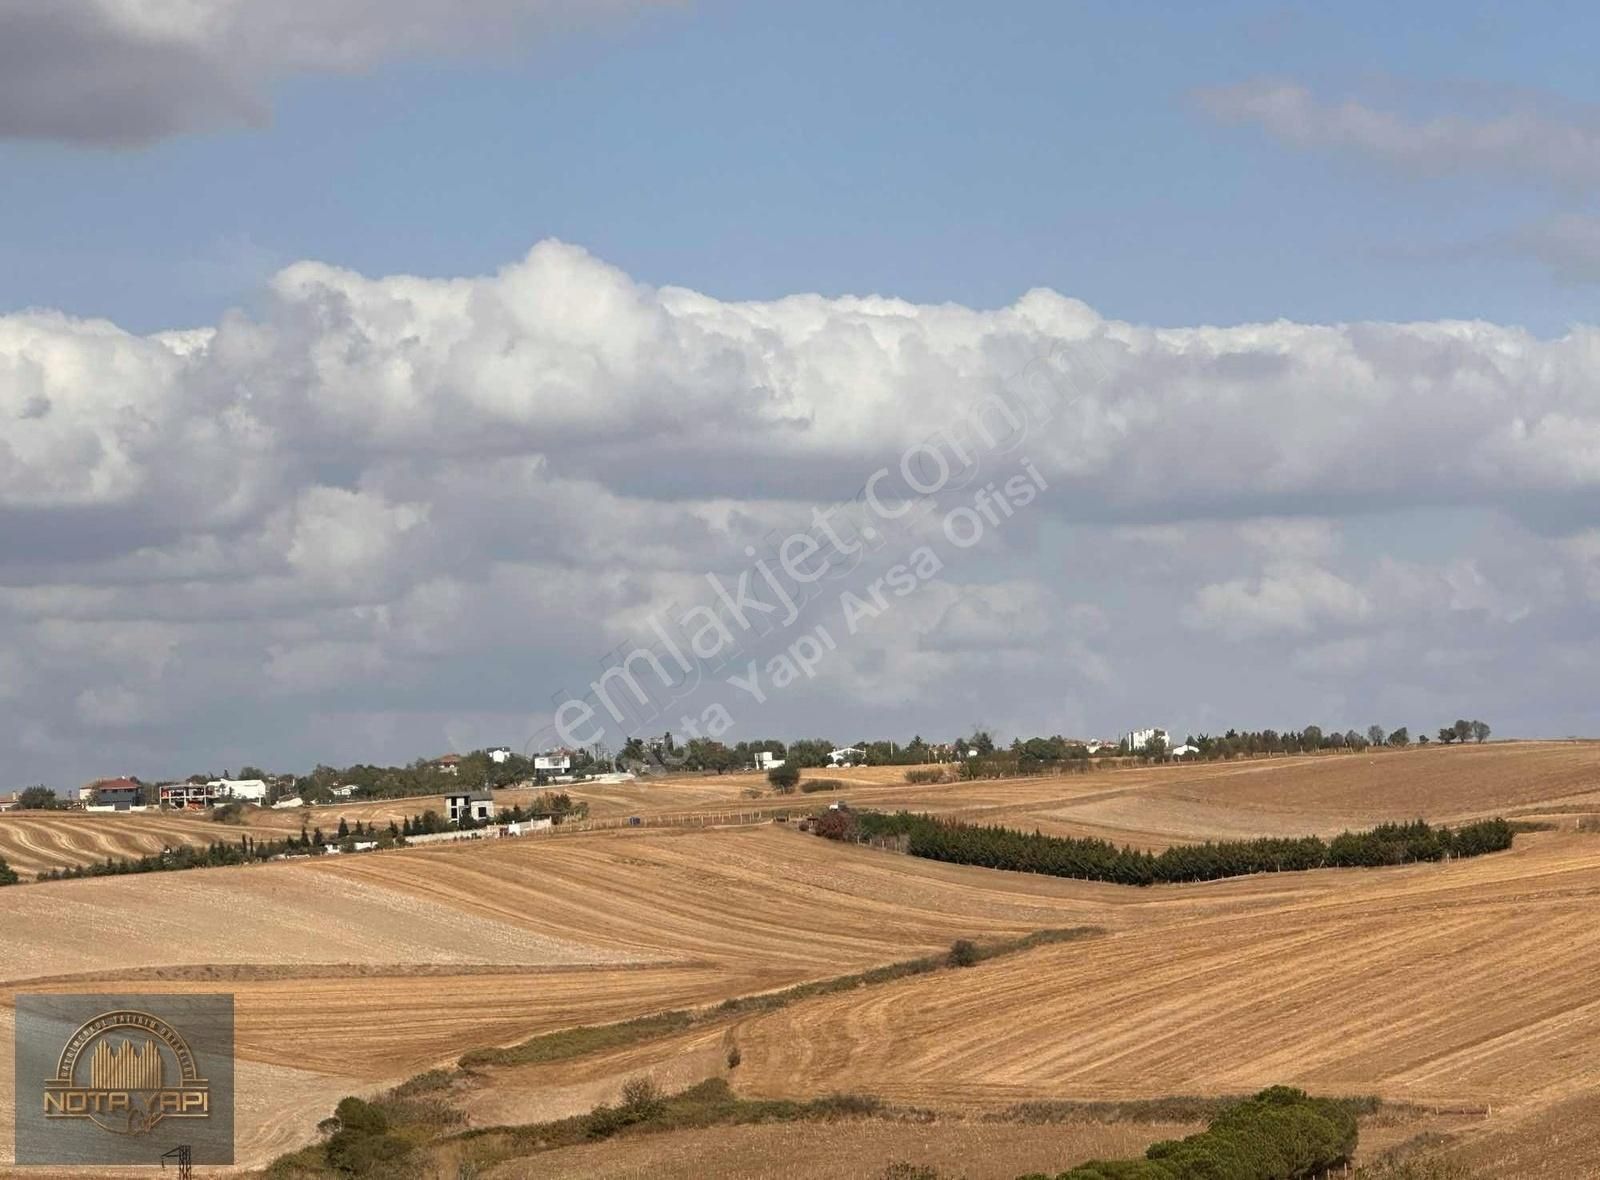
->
[847,813,1513,886]
[1031,1086,1358,1180]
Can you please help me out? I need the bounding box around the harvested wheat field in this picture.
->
[0,809,230,877]
[3,741,1600,1178]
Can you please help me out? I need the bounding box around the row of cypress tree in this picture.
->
[848,812,1514,886]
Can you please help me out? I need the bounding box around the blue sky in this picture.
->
[6,0,1597,336]
[5,1,1600,785]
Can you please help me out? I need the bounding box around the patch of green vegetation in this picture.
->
[990,1094,1384,1127]
[1028,1086,1359,1180]
[458,1009,697,1069]
[449,1077,905,1168]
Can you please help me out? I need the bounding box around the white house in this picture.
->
[1169,743,1200,758]
[534,753,571,772]
[827,747,864,767]
[209,778,268,802]
[488,747,513,764]
[754,751,785,771]
[1124,728,1168,752]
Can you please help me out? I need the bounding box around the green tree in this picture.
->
[1388,727,1410,747]
[1470,719,1491,743]
[767,763,801,793]
[1452,718,1473,744]
[15,785,60,810]
[1367,725,1386,747]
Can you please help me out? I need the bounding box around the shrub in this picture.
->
[583,1103,629,1140]
[210,801,245,824]
[1047,1086,1357,1180]
[801,778,846,793]
[332,1097,386,1136]
[813,810,858,841]
[322,1096,412,1176]
[620,1077,666,1120]
[768,763,802,792]
[904,767,950,785]
[726,1044,742,1069]
[0,857,17,886]
[947,939,979,968]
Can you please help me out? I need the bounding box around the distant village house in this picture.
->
[445,789,495,824]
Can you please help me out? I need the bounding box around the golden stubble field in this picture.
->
[3,741,1600,1177]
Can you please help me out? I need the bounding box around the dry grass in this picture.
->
[0,809,228,877]
[5,740,1600,1177]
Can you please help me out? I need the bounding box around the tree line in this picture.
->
[27,793,582,883]
[1034,1086,1359,1180]
[827,812,1514,886]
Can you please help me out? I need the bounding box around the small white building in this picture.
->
[488,747,513,764]
[827,747,864,767]
[504,818,554,836]
[1170,743,1200,758]
[754,751,785,770]
[534,753,571,773]
[1124,728,1168,752]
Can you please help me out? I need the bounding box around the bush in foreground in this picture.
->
[1033,1086,1358,1180]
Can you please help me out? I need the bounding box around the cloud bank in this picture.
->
[4,241,1599,783]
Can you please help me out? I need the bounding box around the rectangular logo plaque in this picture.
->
[15,994,234,1167]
